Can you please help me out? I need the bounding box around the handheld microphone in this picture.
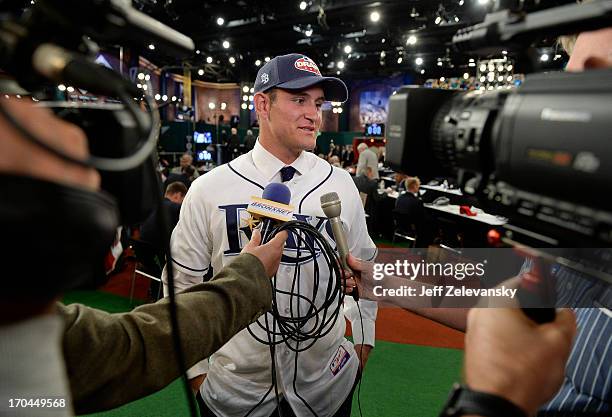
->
[320,192,359,301]
[247,183,294,240]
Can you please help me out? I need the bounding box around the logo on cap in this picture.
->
[261,73,270,84]
[294,57,321,76]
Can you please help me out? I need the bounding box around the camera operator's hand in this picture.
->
[241,228,288,278]
[0,99,99,189]
[464,308,576,416]
[0,99,101,324]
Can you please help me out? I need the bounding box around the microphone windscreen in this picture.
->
[320,192,341,218]
[262,183,291,205]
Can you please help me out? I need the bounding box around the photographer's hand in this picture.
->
[0,99,100,324]
[0,99,99,189]
[464,308,576,416]
[241,228,288,278]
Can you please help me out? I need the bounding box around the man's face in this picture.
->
[180,155,191,167]
[167,192,185,204]
[266,86,324,153]
[567,28,612,71]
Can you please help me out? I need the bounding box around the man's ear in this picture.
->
[254,93,271,121]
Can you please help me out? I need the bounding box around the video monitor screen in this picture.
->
[365,123,385,137]
[197,150,212,161]
[194,131,212,144]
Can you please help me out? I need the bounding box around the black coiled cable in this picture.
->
[244,220,351,417]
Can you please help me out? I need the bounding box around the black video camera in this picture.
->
[0,0,194,292]
[0,0,194,224]
[387,0,612,249]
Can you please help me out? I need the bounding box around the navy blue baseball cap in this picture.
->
[253,54,348,102]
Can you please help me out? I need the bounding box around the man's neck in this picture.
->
[258,134,301,165]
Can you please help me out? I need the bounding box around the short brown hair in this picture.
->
[166,181,187,197]
[405,176,421,190]
[266,88,278,103]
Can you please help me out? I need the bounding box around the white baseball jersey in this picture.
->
[164,141,377,417]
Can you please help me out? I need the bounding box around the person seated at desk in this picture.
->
[171,152,199,181]
[329,154,341,167]
[393,172,407,192]
[394,176,434,247]
[164,164,195,191]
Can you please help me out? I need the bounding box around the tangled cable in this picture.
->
[244,219,350,417]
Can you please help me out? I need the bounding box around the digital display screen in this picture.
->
[194,131,212,144]
[197,150,212,161]
[365,123,385,137]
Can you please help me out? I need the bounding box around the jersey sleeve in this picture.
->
[161,177,215,376]
[168,177,212,277]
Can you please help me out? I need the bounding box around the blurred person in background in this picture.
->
[243,129,257,151]
[171,152,199,181]
[356,142,379,179]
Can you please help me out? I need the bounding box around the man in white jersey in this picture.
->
[164,53,377,417]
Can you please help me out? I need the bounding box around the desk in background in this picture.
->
[424,204,507,226]
[424,203,507,247]
[420,184,463,196]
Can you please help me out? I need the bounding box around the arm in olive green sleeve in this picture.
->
[60,253,271,414]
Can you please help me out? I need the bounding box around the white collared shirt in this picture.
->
[251,140,310,183]
[164,142,377,417]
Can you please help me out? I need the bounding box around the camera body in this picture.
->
[387,69,612,247]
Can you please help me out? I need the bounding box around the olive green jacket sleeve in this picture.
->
[58,253,272,414]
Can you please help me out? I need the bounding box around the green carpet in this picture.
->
[63,290,143,313]
[65,290,463,417]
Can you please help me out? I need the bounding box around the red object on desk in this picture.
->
[487,229,502,246]
[459,205,477,216]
